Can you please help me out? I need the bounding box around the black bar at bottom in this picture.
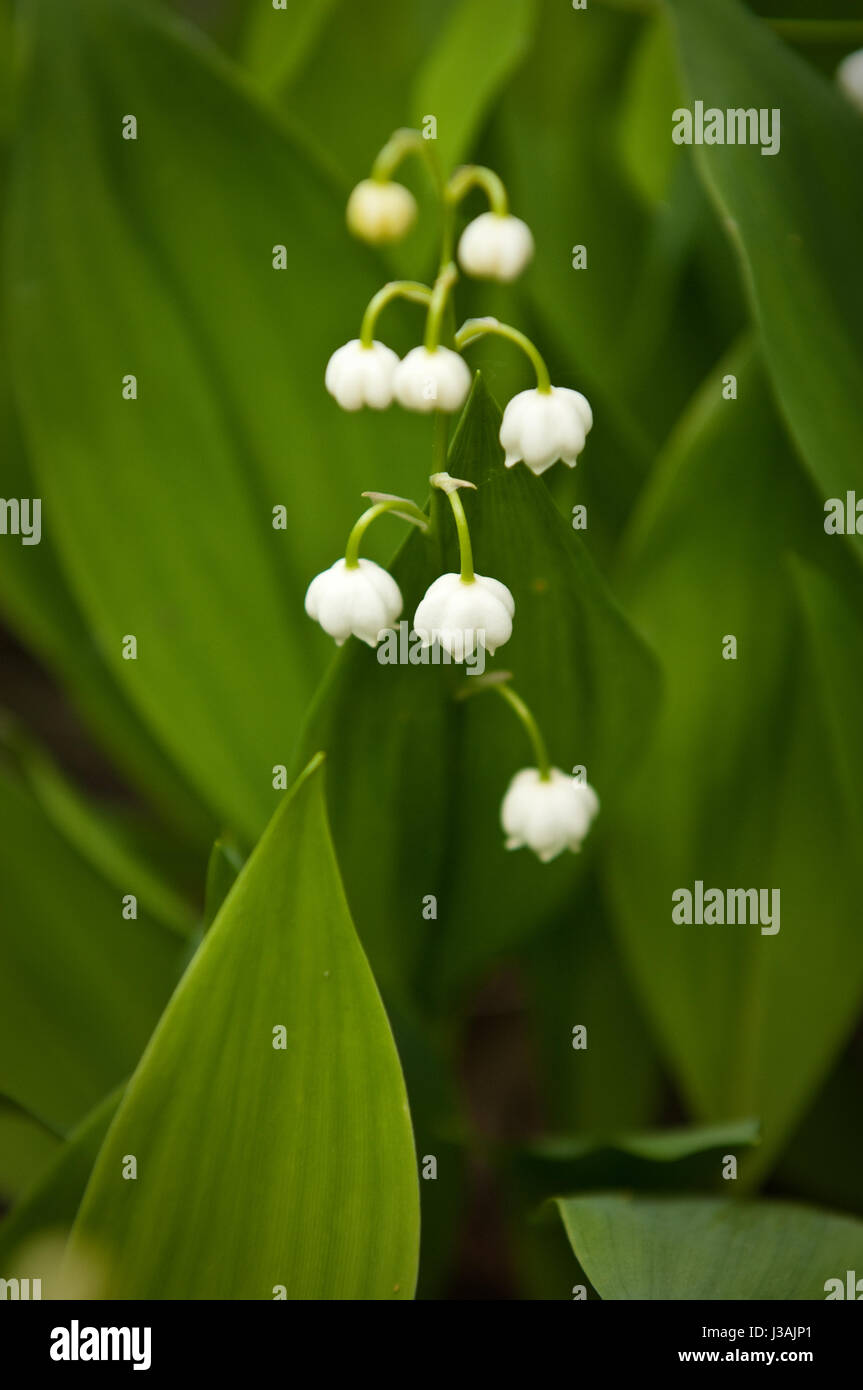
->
[1,1299,859,1374]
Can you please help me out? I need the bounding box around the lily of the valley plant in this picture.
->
[305,129,599,862]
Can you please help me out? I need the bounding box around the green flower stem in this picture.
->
[360,281,432,347]
[344,498,428,568]
[424,263,460,351]
[446,488,474,584]
[495,684,552,781]
[445,164,509,216]
[431,474,475,583]
[455,317,552,393]
[439,197,456,268]
[372,127,437,182]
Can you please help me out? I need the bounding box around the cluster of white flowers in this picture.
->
[326,157,593,473]
[303,132,599,862]
[305,475,515,659]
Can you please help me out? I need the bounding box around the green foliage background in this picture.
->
[1,0,862,1299]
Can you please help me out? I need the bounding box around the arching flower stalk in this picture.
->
[305,495,428,649]
[460,674,600,862]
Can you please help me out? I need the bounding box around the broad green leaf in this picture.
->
[558,1194,863,1300]
[69,757,420,1299]
[410,0,537,176]
[8,0,424,842]
[0,765,185,1131]
[507,1119,762,1298]
[0,1089,120,1273]
[298,376,659,1005]
[666,0,863,558]
[607,342,863,1176]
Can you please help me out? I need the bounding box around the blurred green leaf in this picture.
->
[0,0,15,141]
[0,1097,61,1206]
[494,1,653,465]
[490,0,743,550]
[69,757,420,1299]
[515,1119,759,1204]
[241,0,339,91]
[411,0,537,175]
[0,1088,120,1271]
[667,0,863,558]
[0,240,214,848]
[558,1194,863,1299]
[3,723,194,937]
[523,877,665,1135]
[774,1049,863,1220]
[618,8,682,206]
[793,556,863,832]
[607,342,863,1177]
[0,765,185,1131]
[276,0,457,185]
[299,376,659,1006]
[203,833,243,930]
[8,0,425,842]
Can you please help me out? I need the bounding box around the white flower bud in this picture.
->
[413,572,514,659]
[499,386,593,474]
[346,179,417,243]
[305,558,402,648]
[325,339,399,411]
[501,768,599,862]
[457,211,534,282]
[837,49,863,112]
[393,346,472,414]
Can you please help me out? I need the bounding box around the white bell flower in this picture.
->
[501,768,599,862]
[457,212,534,282]
[325,339,399,411]
[304,558,402,648]
[346,179,417,243]
[413,572,514,659]
[393,346,472,413]
[837,49,863,112]
[499,386,593,474]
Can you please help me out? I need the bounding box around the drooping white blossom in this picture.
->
[346,179,417,243]
[499,386,593,474]
[837,49,863,112]
[305,558,402,648]
[457,212,534,282]
[501,768,599,862]
[393,346,472,414]
[413,572,514,659]
[325,339,399,411]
